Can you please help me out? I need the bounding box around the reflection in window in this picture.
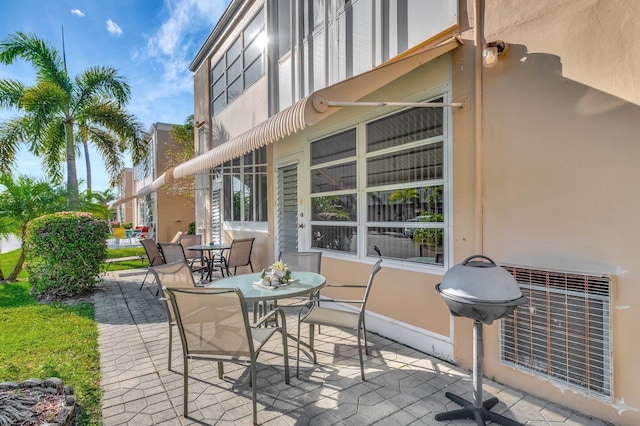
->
[311,225,357,253]
[210,8,265,117]
[312,195,357,221]
[308,98,448,265]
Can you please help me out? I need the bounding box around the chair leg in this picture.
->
[140,268,150,290]
[357,327,365,381]
[183,356,189,417]
[217,361,224,380]
[168,324,172,371]
[251,360,257,425]
[277,309,290,384]
[362,318,369,356]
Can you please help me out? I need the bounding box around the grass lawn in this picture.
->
[0,246,146,425]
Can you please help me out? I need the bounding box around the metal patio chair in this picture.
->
[297,259,382,380]
[148,261,198,371]
[165,287,290,424]
[140,238,165,290]
[213,237,255,277]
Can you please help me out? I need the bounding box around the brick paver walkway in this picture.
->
[95,270,612,425]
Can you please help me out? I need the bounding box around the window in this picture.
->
[210,8,265,116]
[310,98,448,265]
[276,0,291,58]
[219,147,268,223]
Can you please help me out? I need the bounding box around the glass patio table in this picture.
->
[205,271,326,303]
[186,243,231,281]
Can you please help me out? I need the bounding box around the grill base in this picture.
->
[435,392,523,426]
[435,320,524,426]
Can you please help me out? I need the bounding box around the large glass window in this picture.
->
[310,129,357,253]
[309,98,448,266]
[220,147,268,223]
[210,8,265,116]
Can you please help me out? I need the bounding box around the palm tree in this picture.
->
[0,32,148,208]
[0,174,68,281]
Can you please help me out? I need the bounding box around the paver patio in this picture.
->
[95,269,612,425]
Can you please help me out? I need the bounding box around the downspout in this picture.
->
[474,0,484,254]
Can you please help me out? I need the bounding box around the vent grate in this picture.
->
[501,266,612,399]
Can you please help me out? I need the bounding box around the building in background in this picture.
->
[133,1,640,423]
[114,122,195,242]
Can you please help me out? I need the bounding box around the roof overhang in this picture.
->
[140,35,462,196]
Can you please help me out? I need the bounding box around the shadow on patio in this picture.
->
[95,269,611,425]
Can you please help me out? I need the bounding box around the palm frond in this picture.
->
[0,79,26,109]
[0,32,71,93]
[0,117,28,175]
[79,100,148,165]
[74,66,131,111]
[38,121,66,184]
[84,125,124,187]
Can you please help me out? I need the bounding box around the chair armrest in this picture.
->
[325,299,363,304]
[253,307,287,333]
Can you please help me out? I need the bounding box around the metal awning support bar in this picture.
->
[325,100,464,108]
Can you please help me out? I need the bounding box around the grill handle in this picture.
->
[462,255,496,267]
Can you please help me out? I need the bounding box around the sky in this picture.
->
[0,0,230,192]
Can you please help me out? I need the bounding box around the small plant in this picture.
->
[260,260,292,285]
[412,214,444,247]
[187,221,196,235]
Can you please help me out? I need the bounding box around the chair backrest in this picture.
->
[159,243,187,264]
[165,287,254,357]
[360,259,383,315]
[226,238,255,269]
[278,251,322,273]
[112,227,126,238]
[141,239,164,266]
[179,234,203,261]
[149,262,198,321]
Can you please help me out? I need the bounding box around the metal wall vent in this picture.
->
[500,266,612,399]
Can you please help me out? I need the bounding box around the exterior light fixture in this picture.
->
[482,40,506,68]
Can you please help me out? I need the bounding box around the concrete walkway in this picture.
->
[95,270,612,425]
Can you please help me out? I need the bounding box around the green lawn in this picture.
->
[0,246,146,425]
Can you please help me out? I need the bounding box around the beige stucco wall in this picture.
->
[153,126,195,243]
[466,0,640,423]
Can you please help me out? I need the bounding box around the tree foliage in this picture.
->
[166,115,195,198]
[0,32,148,208]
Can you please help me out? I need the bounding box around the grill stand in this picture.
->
[435,320,524,426]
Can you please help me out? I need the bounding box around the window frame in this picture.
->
[210,7,265,117]
[308,93,451,270]
[218,146,269,233]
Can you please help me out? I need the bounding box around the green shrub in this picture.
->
[187,221,196,235]
[25,212,109,299]
[122,222,133,229]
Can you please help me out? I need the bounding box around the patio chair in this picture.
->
[140,238,165,290]
[178,234,208,277]
[164,287,290,424]
[158,242,187,264]
[296,258,382,380]
[148,261,198,371]
[213,237,255,277]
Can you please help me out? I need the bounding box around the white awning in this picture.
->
[139,35,462,195]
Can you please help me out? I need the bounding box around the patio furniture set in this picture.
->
[140,241,383,425]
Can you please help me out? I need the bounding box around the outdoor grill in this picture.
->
[435,255,528,426]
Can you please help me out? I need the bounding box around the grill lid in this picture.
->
[439,255,522,303]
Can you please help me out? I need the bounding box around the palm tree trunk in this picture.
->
[83,138,92,192]
[8,250,25,281]
[65,122,79,208]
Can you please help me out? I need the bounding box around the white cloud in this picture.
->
[106,19,123,36]
[134,0,226,112]
[146,0,225,57]
[71,9,85,17]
